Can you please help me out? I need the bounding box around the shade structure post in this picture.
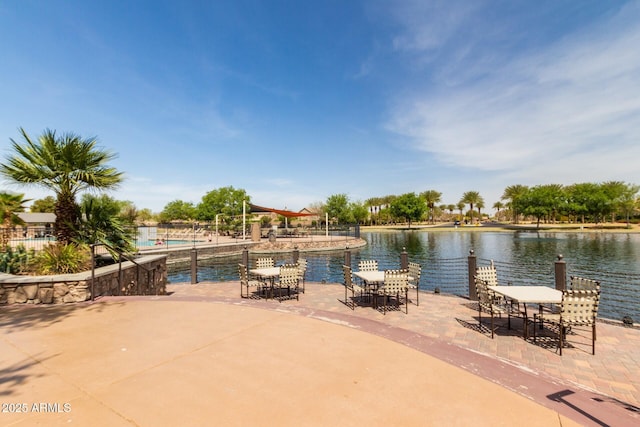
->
[293,246,299,263]
[243,200,246,240]
[325,213,329,237]
[344,246,351,267]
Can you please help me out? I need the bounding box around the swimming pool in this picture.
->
[137,240,193,247]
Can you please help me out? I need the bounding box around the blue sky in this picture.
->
[1,1,639,213]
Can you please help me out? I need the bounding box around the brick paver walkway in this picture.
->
[166,280,640,424]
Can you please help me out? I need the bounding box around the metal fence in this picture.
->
[169,249,639,323]
[5,224,359,253]
[477,256,640,324]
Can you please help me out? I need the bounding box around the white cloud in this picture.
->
[390,0,480,52]
[386,2,640,188]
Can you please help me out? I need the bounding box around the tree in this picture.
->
[0,128,123,244]
[137,208,155,223]
[476,197,485,223]
[325,194,351,224]
[196,186,250,223]
[0,192,29,249]
[118,201,139,225]
[501,185,529,224]
[616,183,640,227]
[30,196,56,213]
[420,190,441,224]
[492,201,504,220]
[456,201,465,220]
[389,192,426,228]
[159,200,196,223]
[350,202,369,224]
[602,181,635,224]
[566,183,609,223]
[75,194,135,255]
[519,184,566,228]
[460,191,482,224]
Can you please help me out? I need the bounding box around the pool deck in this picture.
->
[1,281,638,426]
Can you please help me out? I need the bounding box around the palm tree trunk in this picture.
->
[55,192,80,245]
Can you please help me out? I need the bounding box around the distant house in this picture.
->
[15,213,55,237]
[294,208,317,227]
[16,212,56,226]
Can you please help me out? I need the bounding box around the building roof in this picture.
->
[16,212,56,224]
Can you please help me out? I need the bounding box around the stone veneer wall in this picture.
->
[0,254,167,305]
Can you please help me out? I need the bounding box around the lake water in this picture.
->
[168,230,640,322]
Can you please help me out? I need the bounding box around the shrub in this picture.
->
[0,244,34,274]
[34,243,91,275]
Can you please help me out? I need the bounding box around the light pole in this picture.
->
[284,206,288,230]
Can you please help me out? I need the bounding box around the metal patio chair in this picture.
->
[407,261,422,306]
[377,269,409,315]
[343,265,365,310]
[238,264,265,299]
[534,289,600,355]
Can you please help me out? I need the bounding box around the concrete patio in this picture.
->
[0,281,638,426]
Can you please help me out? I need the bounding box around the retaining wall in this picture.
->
[0,254,167,305]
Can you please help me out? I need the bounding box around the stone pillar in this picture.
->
[400,247,408,270]
[251,222,261,242]
[468,249,477,301]
[555,254,566,291]
[190,248,198,284]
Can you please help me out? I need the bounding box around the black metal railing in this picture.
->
[168,248,639,323]
[90,243,156,300]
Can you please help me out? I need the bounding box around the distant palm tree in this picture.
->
[460,191,482,224]
[502,185,529,224]
[421,190,442,224]
[0,192,30,249]
[456,201,465,221]
[0,128,123,245]
[493,201,504,220]
[476,198,485,223]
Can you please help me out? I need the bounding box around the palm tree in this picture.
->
[460,191,482,224]
[492,201,504,221]
[421,190,442,224]
[501,185,529,224]
[76,194,135,255]
[476,197,485,223]
[456,201,465,221]
[0,192,30,249]
[0,128,123,245]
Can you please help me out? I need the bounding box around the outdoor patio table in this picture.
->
[353,270,413,308]
[353,270,385,286]
[250,267,281,299]
[353,270,414,285]
[488,285,562,338]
